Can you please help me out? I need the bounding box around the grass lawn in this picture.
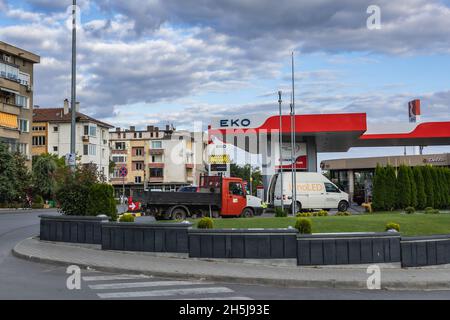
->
[181,211,450,236]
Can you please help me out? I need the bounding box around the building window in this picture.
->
[133,148,144,156]
[15,95,28,108]
[32,136,46,146]
[16,143,28,156]
[134,162,144,171]
[115,142,126,150]
[18,72,30,86]
[53,126,58,132]
[135,176,142,183]
[88,144,96,156]
[112,155,126,163]
[150,168,163,177]
[18,119,29,133]
[32,136,45,146]
[53,146,58,152]
[151,141,162,149]
[83,144,88,155]
[84,124,97,137]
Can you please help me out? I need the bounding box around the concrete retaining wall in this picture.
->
[401,235,450,267]
[297,232,401,266]
[40,215,109,245]
[101,222,192,253]
[188,229,298,259]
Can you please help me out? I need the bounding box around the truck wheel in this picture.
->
[338,200,349,212]
[171,208,187,220]
[241,207,254,218]
[290,201,302,214]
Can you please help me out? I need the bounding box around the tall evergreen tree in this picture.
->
[422,166,435,208]
[384,165,397,210]
[371,164,385,211]
[396,165,412,209]
[431,167,442,208]
[0,142,18,203]
[407,166,417,208]
[32,154,58,200]
[413,166,426,209]
[438,168,449,208]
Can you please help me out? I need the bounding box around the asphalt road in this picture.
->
[1,209,450,300]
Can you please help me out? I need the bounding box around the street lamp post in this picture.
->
[278,91,284,211]
[70,0,77,170]
[290,52,297,216]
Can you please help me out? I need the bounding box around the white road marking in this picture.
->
[82,275,150,282]
[177,296,253,300]
[89,281,211,290]
[97,287,234,299]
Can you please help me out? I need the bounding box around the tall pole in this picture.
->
[70,0,77,170]
[291,52,297,216]
[278,91,284,211]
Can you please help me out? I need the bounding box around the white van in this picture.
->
[267,172,349,212]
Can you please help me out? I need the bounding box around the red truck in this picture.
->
[133,175,262,220]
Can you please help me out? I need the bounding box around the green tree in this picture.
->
[384,165,397,210]
[12,151,32,202]
[422,166,434,208]
[0,142,18,203]
[32,154,58,200]
[413,166,426,210]
[56,164,99,215]
[396,165,412,209]
[430,167,442,208]
[371,164,385,211]
[86,183,117,219]
[230,163,263,196]
[438,167,449,208]
[407,166,417,209]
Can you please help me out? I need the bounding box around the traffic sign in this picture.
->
[65,153,76,166]
[119,166,128,177]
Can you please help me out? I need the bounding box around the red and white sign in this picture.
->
[408,99,421,123]
[127,196,140,212]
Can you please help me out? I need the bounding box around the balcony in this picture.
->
[0,77,21,93]
[149,148,164,155]
[112,149,127,154]
[0,102,21,116]
[148,163,164,168]
[149,176,164,183]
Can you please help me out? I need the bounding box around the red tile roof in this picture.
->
[33,108,114,128]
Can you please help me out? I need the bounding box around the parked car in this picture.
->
[178,186,199,192]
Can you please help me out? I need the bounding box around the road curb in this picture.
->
[12,238,450,291]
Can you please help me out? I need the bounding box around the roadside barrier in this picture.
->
[39,215,450,268]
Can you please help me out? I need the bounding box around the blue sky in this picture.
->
[1,0,449,164]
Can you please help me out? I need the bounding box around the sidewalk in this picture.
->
[13,237,450,290]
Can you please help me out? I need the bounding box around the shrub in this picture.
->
[34,195,44,204]
[295,218,312,234]
[385,222,400,232]
[424,207,440,214]
[405,206,415,214]
[317,210,328,217]
[197,217,214,229]
[119,213,135,222]
[336,211,351,216]
[297,212,311,217]
[86,183,117,220]
[275,207,288,217]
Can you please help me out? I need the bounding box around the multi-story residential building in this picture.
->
[109,125,207,197]
[32,99,114,180]
[0,41,40,166]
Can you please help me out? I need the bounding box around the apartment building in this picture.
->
[32,99,114,180]
[109,125,208,197]
[0,41,40,166]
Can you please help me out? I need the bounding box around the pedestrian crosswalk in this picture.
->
[83,273,252,300]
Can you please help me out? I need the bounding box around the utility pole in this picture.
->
[290,52,297,216]
[278,91,284,211]
[70,0,77,170]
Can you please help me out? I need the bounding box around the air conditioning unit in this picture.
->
[82,135,89,142]
[26,85,32,92]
